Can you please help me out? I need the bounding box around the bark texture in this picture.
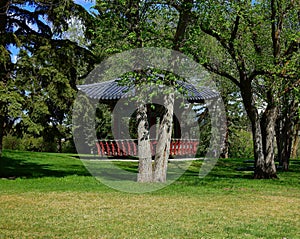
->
[137,103,153,182]
[153,93,174,182]
[241,81,277,179]
[260,105,278,177]
[291,123,300,159]
[276,115,293,171]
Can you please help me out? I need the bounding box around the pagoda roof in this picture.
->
[77,79,219,103]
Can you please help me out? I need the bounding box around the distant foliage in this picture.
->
[3,134,76,153]
[229,130,254,158]
[3,135,22,151]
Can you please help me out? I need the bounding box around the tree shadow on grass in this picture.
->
[179,159,255,182]
[181,158,300,183]
[181,168,254,180]
[0,154,91,179]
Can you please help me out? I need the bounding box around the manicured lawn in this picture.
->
[0,150,300,238]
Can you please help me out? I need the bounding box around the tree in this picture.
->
[184,0,299,178]
[92,0,195,182]
[0,0,94,156]
[275,47,300,169]
[276,93,299,170]
[16,44,79,152]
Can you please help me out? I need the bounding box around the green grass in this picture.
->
[0,150,300,238]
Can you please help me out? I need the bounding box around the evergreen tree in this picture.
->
[0,0,95,156]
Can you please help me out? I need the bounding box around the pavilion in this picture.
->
[77,78,219,157]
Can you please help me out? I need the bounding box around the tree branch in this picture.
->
[193,54,241,88]
[282,78,300,95]
[173,0,193,51]
[199,24,229,51]
[249,69,269,81]
[284,40,299,59]
[230,15,240,45]
[271,0,284,60]
[199,14,248,82]
[9,5,52,36]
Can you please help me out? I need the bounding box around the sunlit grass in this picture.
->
[0,150,299,238]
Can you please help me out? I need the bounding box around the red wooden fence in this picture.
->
[95,139,199,157]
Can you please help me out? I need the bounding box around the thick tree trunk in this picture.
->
[137,103,153,182]
[241,84,265,178]
[291,123,300,159]
[251,115,267,178]
[153,93,174,182]
[240,81,277,179]
[250,115,277,179]
[261,106,278,177]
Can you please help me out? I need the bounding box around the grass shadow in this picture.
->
[178,158,255,183]
[0,151,91,179]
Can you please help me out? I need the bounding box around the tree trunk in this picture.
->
[220,119,229,159]
[241,84,265,178]
[276,100,297,171]
[137,103,153,182]
[57,137,62,153]
[251,115,267,178]
[276,117,293,171]
[240,81,277,179]
[0,117,4,158]
[150,0,191,182]
[261,105,278,177]
[291,123,300,159]
[276,116,284,167]
[153,93,174,182]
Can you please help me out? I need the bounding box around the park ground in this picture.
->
[0,150,300,238]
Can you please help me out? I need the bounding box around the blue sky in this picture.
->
[74,0,96,12]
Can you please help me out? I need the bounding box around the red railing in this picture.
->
[95,139,199,157]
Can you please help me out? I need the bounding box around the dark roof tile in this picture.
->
[77,80,219,103]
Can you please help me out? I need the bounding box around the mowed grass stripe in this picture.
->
[0,191,299,238]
